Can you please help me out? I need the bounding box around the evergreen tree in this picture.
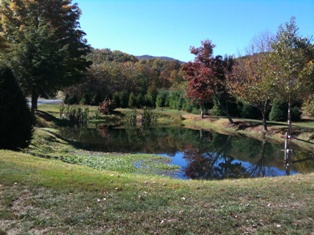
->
[119,91,129,108]
[136,93,145,108]
[128,92,136,108]
[112,92,121,107]
[156,90,169,108]
[0,66,33,150]
[269,102,287,122]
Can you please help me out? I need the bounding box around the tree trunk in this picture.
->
[261,101,268,132]
[287,99,292,136]
[200,103,204,119]
[214,95,233,124]
[31,92,39,114]
[262,113,268,132]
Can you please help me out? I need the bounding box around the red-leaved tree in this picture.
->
[182,40,234,123]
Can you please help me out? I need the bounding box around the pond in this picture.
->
[59,125,314,180]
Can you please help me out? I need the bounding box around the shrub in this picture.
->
[0,67,33,150]
[291,106,302,121]
[240,103,262,119]
[166,90,185,110]
[211,98,224,116]
[60,105,89,124]
[156,90,169,108]
[99,99,116,114]
[269,102,287,121]
[183,102,194,113]
[269,101,302,122]
[64,94,70,104]
[65,95,78,105]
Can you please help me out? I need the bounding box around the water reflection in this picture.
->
[59,126,314,180]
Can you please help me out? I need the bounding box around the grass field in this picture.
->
[0,105,314,234]
[1,150,313,234]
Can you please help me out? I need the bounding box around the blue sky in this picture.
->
[75,0,314,62]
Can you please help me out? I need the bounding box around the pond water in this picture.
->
[59,125,314,180]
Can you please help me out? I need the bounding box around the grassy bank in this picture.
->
[182,113,314,151]
[1,150,313,234]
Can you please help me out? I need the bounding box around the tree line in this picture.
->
[65,17,314,133]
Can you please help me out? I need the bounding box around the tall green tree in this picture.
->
[269,17,314,134]
[0,0,91,112]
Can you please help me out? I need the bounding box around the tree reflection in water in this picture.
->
[59,126,314,179]
[183,133,249,180]
[182,129,314,180]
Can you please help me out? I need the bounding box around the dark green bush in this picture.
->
[0,67,33,150]
[156,90,169,108]
[210,95,240,117]
[291,105,302,121]
[65,95,78,105]
[166,90,185,110]
[240,103,262,119]
[269,102,287,121]
[136,93,145,108]
[112,92,120,107]
[211,98,224,116]
[269,102,302,122]
[146,86,158,108]
[183,101,194,113]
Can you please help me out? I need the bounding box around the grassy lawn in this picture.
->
[1,150,313,234]
[0,105,313,234]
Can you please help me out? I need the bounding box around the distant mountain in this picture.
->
[136,55,184,63]
[87,48,185,64]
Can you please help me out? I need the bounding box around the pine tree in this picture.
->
[0,66,33,150]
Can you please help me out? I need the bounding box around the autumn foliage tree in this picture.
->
[228,33,275,131]
[0,0,91,112]
[182,40,234,123]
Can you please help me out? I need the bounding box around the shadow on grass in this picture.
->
[32,110,99,156]
[36,110,73,127]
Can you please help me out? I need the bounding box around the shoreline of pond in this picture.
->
[180,113,314,151]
